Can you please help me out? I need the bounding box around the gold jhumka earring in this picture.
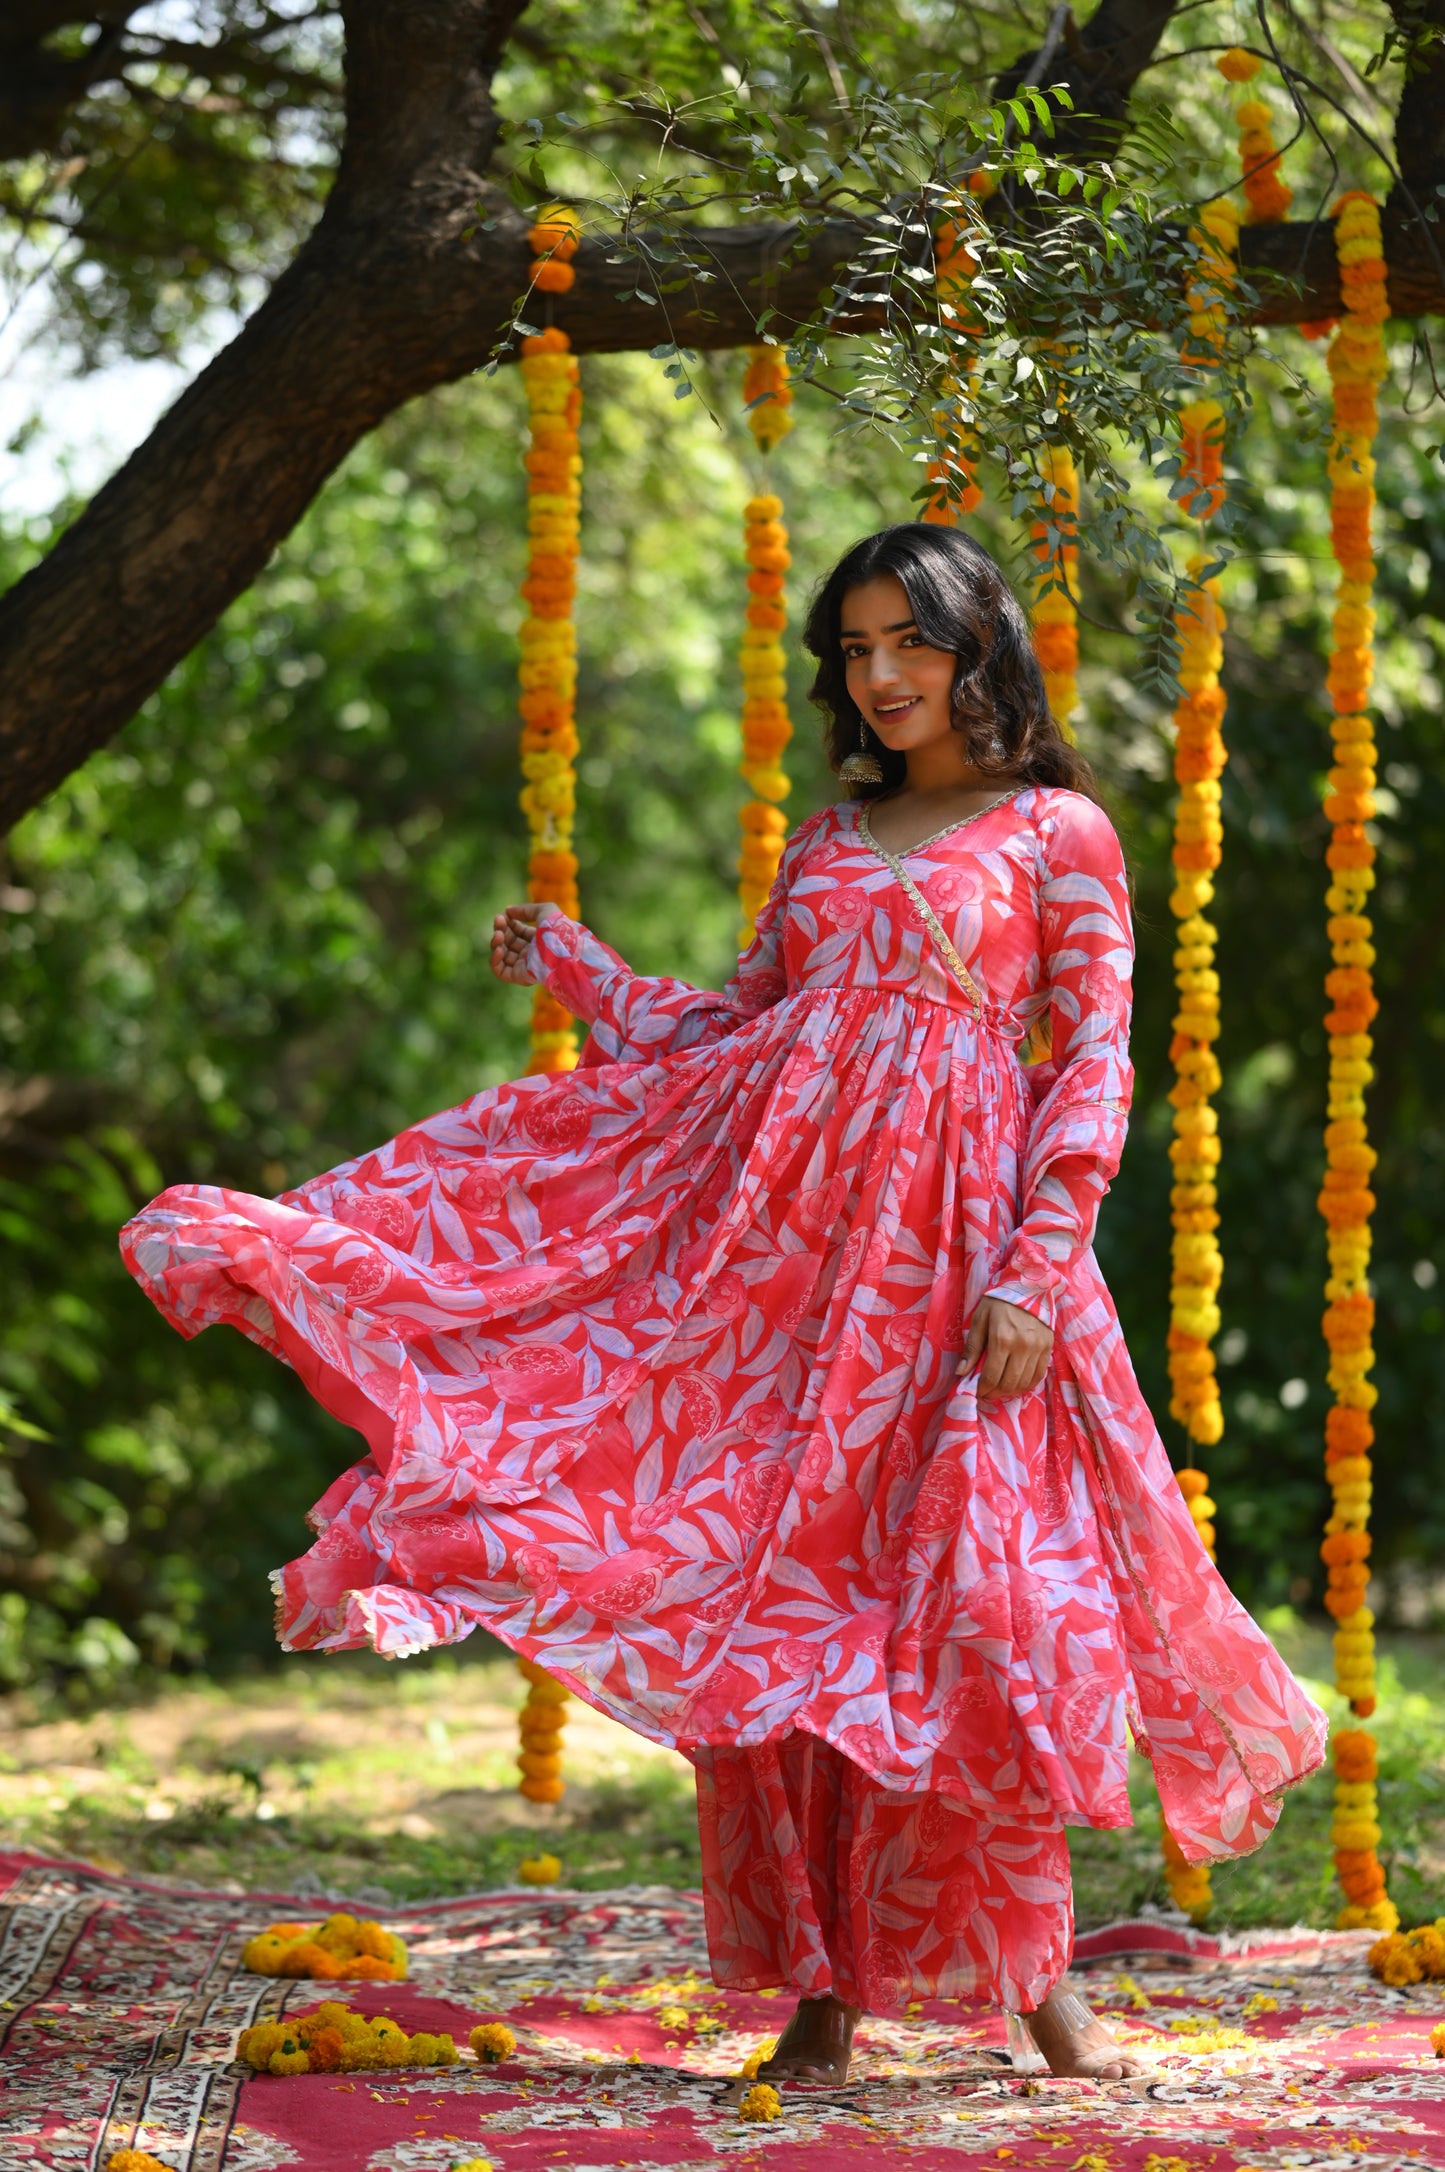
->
[838,720,885,786]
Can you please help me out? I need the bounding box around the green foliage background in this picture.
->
[2,333,1444,1696]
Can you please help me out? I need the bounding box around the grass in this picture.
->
[1,1614,1441,1929]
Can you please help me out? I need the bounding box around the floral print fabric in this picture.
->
[697,1734,1072,2012]
[121,785,1325,1929]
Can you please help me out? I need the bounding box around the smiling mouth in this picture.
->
[873,697,920,720]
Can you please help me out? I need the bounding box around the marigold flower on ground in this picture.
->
[739,2082,784,2121]
[1368,1933,1422,1986]
[740,2037,778,2077]
[1409,1926,1445,1978]
[470,2022,518,2064]
[241,1913,407,1981]
[236,2000,455,2074]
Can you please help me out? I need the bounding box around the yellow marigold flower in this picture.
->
[470,2022,518,2064]
[739,2082,784,2121]
[740,2037,778,2078]
[518,1852,562,1885]
[106,2154,174,2172]
[1369,1932,1422,1985]
[1408,1926,1445,1978]
[237,2020,288,2068]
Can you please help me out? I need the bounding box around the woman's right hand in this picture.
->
[490,900,562,985]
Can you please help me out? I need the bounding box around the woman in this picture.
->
[122,523,1324,2087]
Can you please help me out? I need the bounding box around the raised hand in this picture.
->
[489,900,562,986]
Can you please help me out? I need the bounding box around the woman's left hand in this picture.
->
[958,1296,1053,1400]
[490,900,562,985]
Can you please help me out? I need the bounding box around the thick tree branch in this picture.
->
[0,2,870,833]
[3,0,1445,835]
[997,0,1182,158]
[0,7,138,159]
[1384,0,1445,239]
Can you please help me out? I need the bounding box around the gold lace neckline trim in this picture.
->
[855,787,1022,860]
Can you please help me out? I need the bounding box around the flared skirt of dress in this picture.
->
[121,985,1325,1885]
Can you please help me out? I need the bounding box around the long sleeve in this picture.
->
[987,795,1135,1329]
[526,812,825,1065]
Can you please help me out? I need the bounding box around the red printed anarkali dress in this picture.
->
[122,786,1324,2013]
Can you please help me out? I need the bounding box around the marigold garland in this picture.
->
[1162,54,1290,1664]
[737,346,795,944]
[1218,49,1294,225]
[238,2001,457,2074]
[513,217,586,1791]
[1166,558,1228,1471]
[1165,178,1240,1474]
[1318,189,1394,1933]
[517,206,584,1079]
[517,1652,571,1804]
[923,183,990,524]
[1158,156,1242,1927]
[1161,1461,1219,1920]
[241,1912,407,1982]
[1031,443,1080,738]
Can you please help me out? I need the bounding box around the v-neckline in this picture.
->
[855,787,1021,863]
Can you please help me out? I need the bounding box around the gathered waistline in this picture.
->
[778,983,1018,1033]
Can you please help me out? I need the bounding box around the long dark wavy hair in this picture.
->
[804,523,1097,802]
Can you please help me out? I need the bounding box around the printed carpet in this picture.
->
[2,1849,1443,2172]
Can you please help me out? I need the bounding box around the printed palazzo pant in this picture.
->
[695,1736,1071,2014]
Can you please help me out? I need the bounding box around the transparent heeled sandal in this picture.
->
[1003,2010,1049,2075]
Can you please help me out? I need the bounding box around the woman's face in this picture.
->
[840,573,958,755]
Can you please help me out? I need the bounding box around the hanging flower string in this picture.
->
[513,206,583,1799]
[1165,52,1291,1512]
[737,347,795,945]
[1158,148,1241,1923]
[1166,180,1240,1466]
[1318,189,1393,1932]
[1031,443,1080,739]
[517,204,583,1077]
[517,1654,570,1805]
[1218,47,1295,224]
[922,181,990,525]
[1161,553,1229,1932]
